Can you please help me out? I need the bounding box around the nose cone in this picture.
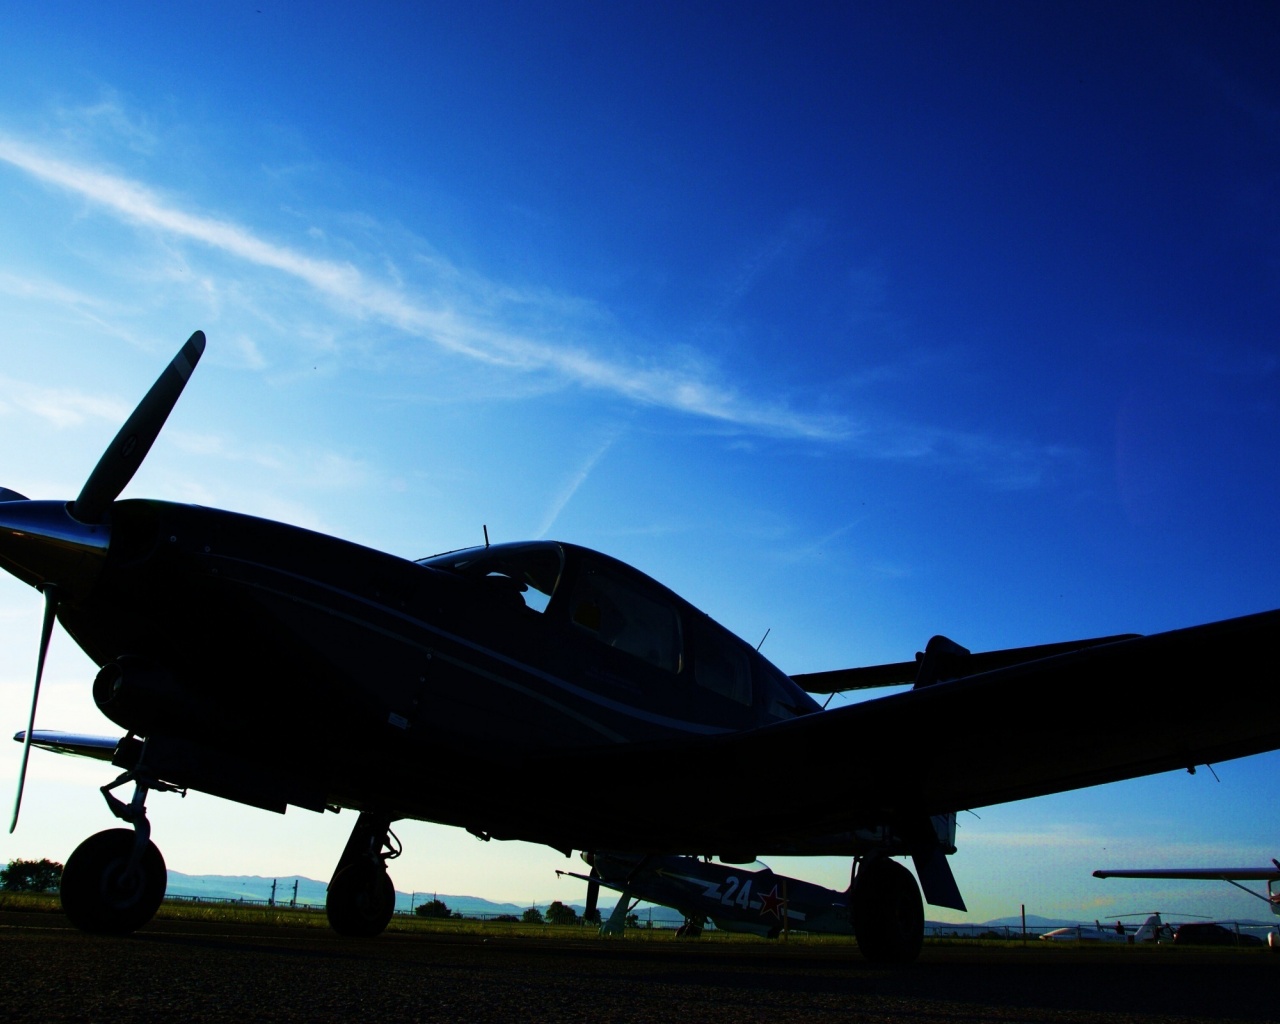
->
[0,500,110,598]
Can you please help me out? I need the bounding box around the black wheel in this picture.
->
[852,858,923,964]
[326,861,395,937]
[677,918,704,939]
[61,828,167,934]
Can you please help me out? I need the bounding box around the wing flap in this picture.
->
[792,633,1141,693]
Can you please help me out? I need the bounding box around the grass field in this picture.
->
[3,890,1274,957]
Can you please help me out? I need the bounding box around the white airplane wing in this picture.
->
[1095,865,1280,881]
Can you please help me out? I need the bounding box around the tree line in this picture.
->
[1,858,63,892]
[415,897,604,926]
[6,860,629,927]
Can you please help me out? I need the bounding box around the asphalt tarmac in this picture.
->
[1,910,1274,1023]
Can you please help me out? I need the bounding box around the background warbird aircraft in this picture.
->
[5,333,1280,962]
[559,851,858,939]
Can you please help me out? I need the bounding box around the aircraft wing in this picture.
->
[1094,866,1280,881]
[521,608,1280,854]
[11,730,121,762]
[556,868,630,895]
[792,634,1141,692]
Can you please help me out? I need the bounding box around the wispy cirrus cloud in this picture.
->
[0,135,847,441]
[0,135,1082,486]
[169,430,377,492]
[536,430,619,538]
[0,269,111,311]
[0,374,130,428]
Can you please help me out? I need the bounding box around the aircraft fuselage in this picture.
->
[47,497,821,841]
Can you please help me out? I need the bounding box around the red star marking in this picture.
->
[757,884,787,920]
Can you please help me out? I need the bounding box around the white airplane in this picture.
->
[1094,861,1280,913]
[1039,913,1169,943]
[1095,861,1280,945]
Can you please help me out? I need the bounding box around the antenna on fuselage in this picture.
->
[483,524,490,548]
[756,628,770,652]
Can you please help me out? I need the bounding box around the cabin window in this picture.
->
[691,621,753,705]
[570,567,682,672]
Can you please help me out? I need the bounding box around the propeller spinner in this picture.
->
[4,331,206,831]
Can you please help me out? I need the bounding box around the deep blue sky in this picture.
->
[2,3,1278,924]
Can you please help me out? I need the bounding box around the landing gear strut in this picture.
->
[61,778,167,934]
[326,812,400,937]
[851,857,924,963]
[675,915,705,938]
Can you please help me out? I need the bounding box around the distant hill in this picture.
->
[172,872,1258,934]
[164,871,685,923]
[980,913,1093,930]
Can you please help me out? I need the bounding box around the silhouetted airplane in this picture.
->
[560,851,859,938]
[1095,862,1280,918]
[5,332,1280,962]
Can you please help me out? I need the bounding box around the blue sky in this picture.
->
[2,3,1278,925]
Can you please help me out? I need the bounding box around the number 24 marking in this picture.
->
[721,876,752,909]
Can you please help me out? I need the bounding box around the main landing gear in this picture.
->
[675,915,705,939]
[325,812,400,938]
[851,857,924,964]
[60,776,168,934]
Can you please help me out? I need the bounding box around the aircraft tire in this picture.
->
[60,828,167,934]
[326,862,395,937]
[852,858,923,964]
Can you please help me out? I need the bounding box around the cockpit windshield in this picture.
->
[417,542,563,613]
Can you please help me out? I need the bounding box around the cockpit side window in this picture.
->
[570,566,682,672]
[691,618,753,705]
[755,660,816,721]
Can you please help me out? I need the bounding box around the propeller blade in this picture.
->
[71,331,206,524]
[10,586,58,833]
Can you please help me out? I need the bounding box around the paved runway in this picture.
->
[1,910,1275,1022]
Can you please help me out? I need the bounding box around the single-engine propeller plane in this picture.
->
[5,332,1280,962]
[1095,862,1280,919]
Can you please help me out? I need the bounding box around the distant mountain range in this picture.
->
[161,872,1060,931]
[165,871,685,924]
[164,873,1277,933]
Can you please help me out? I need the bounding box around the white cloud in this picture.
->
[0,134,1078,484]
[0,270,108,311]
[0,374,130,428]
[166,429,376,492]
[0,135,847,441]
[537,431,618,538]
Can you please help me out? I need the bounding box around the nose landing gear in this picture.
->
[60,778,167,934]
